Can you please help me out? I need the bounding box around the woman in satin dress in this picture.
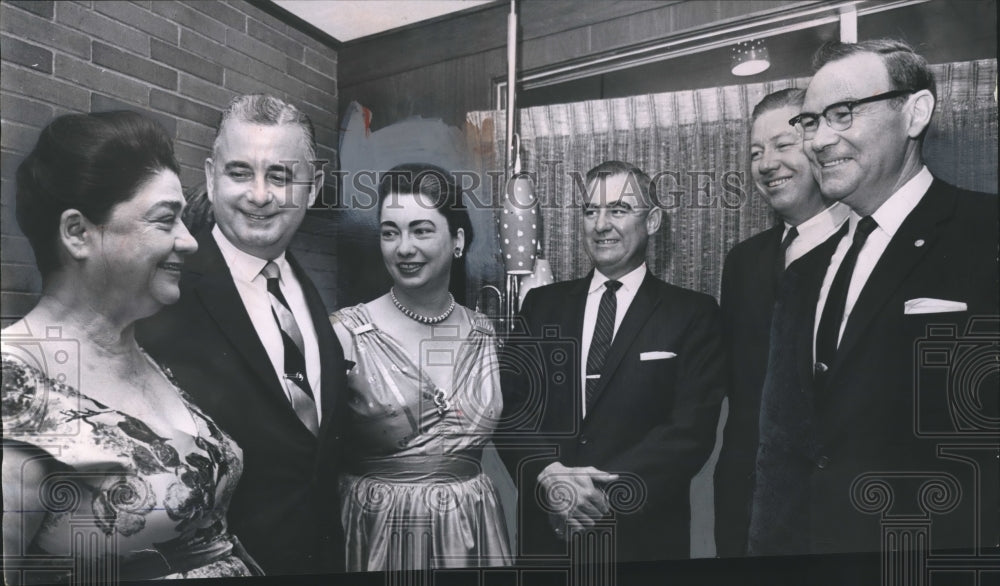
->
[331,163,512,571]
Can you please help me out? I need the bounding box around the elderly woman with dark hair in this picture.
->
[331,163,511,571]
[2,111,261,582]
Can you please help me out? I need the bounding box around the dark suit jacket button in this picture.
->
[816,456,830,469]
[579,436,588,445]
[814,362,829,374]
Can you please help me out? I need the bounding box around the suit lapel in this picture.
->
[188,233,309,423]
[564,275,590,347]
[555,276,590,423]
[793,269,821,394]
[762,224,783,295]
[830,182,953,377]
[585,272,661,416]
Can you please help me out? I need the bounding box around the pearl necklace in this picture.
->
[390,288,456,325]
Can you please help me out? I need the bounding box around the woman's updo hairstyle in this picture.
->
[16,110,180,277]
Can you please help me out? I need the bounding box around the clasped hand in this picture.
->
[537,462,619,540]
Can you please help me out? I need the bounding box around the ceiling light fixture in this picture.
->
[731,39,771,76]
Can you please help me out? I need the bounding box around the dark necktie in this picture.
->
[774,226,799,284]
[262,261,319,434]
[585,280,623,412]
[814,216,878,378]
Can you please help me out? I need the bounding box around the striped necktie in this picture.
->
[585,280,622,412]
[261,261,318,435]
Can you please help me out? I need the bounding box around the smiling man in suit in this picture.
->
[501,160,726,562]
[138,94,347,574]
[714,88,849,557]
[749,40,999,555]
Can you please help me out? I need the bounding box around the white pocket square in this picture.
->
[904,298,968,314]
[640,351,676,361]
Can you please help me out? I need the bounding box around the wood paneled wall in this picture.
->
[339,0,799,129]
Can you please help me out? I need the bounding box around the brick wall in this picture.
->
[0,0,340,322]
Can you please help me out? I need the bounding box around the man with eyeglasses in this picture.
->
[500,160,726,562]
[749,39,999,556]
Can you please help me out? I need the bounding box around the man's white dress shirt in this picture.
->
[213,225,323,421]
[782,202,851,268]
[579,263,646,418]
[813,167,933,357]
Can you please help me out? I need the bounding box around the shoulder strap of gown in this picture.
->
[332,304,377,336]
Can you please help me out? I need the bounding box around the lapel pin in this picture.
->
[914,239,925,247]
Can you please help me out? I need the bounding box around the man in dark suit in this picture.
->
[138,94,347,574]
[500,161,726,563]
[714,88,848,557]
[749,39,999,555]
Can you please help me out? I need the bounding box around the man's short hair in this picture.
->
[751,88,806,125]
[812,39,936,102]
[585,160,656,209]
[213,94,317,161]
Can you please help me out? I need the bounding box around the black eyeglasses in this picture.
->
[788,89,915,138]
